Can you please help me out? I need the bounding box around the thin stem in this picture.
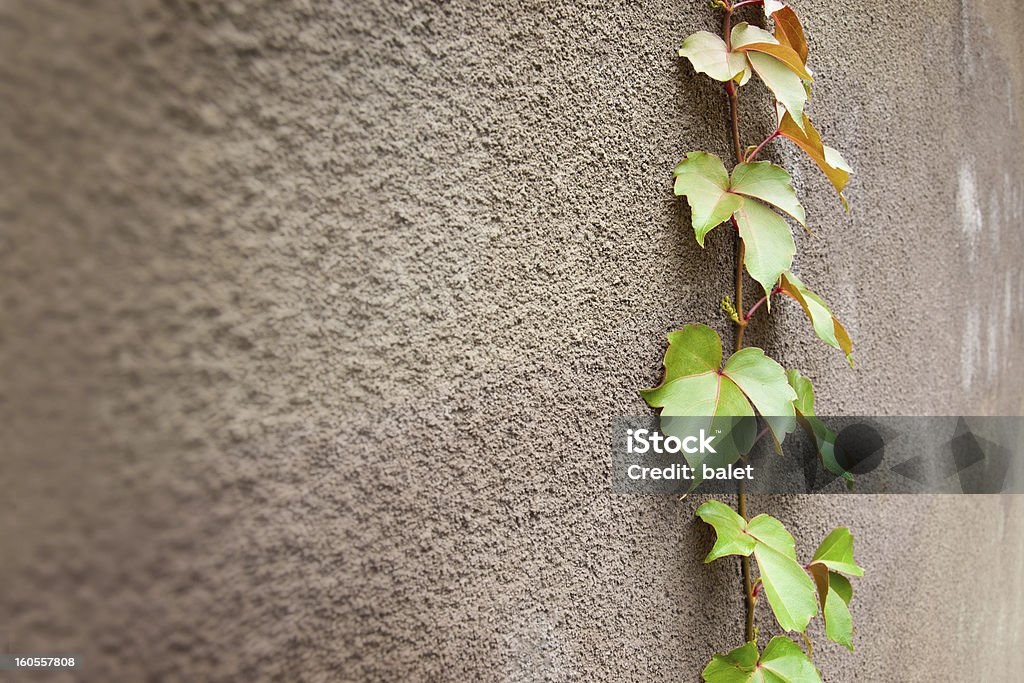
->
[744,294,768,322]
[745,130,781,163]
[724,2,754,646]
[733,235,747,352]
[726,84,743,168]
[801,632,815,659]
[752,425,771,446]
[739,481,755,642]
[744,285,782,321]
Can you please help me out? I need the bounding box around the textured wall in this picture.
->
[3,0,1024,680]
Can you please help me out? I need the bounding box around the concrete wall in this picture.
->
[3,0,1024,680]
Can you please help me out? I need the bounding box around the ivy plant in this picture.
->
[643,1,864,679]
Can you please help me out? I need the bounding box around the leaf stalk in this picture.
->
[745,130,782,163]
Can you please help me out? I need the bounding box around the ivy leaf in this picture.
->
[732,198,795,302]
[779,272,853,366]
[679,31,748,82]
[674,152,744,245]
[731,162,806,227]
[746,51,808,132]
[824,572,855,650]
[747,514,797,559]
[642,326,797,464]
[770,6,808,65]
[695,504,815,634]
[786,369,815,416]
[641,326,759,474]
[730,23,809,133]
[674,155,805,274]
[786,370,852,484]
[702,641,759,683]
[777,109,851,207]
[695,505,800,562]
[808,565,855,651]
[811,527,865,576]
[757,637,822,683]
[702,637,822,683]
[640,325,751,419]
[824,145,852,173]
[659,320,720,375]
[722,347,797,445]
[695,500,757,562]
[755,541,818,633]
[830,571,853,604]
[731,23,811,81]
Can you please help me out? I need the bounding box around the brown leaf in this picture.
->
[772,6,808,65]
[777,111,850,201]
[736,41,811,80]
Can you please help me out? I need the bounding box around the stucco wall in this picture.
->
[3,0,1024,680]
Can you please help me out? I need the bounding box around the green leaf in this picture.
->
[731,162,806,227]
[642,326,794,427]
[732,198,794,303]
[731,22,776,48]
[659,323,722,378]
[731,23,811,81]
[747,51,808,131]
[747,514,797,559]
[702,641,759,683]
[809,564,855,651]
[759,637,821,683]
[779,272,853,366]
[786,369,815,416]
[755,542,818,633]
[695,507,798,563]
[640,327,751,419]
[695,505,817,634]
[830,571,853,603]
[786,370,852,484]
[679,31,749,82]
[703,637,821,683]
[823,582,854,651]
[673,156,804,272]
[643,328,797,475]
[695,500,757,562]
[811,527,865,576]
[642,326,758,471]
[673,152,744,245]
[722,347,797,445]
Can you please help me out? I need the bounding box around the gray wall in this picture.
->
[3,0,1024,680]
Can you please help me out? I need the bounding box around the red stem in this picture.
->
[745,130,781,163]
[743,285,783,321]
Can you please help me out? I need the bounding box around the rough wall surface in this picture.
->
[3,0,1024,681]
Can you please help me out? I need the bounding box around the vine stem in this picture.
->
[723,2,756,646]
[744,285,782,321]
[746,130,781,163]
